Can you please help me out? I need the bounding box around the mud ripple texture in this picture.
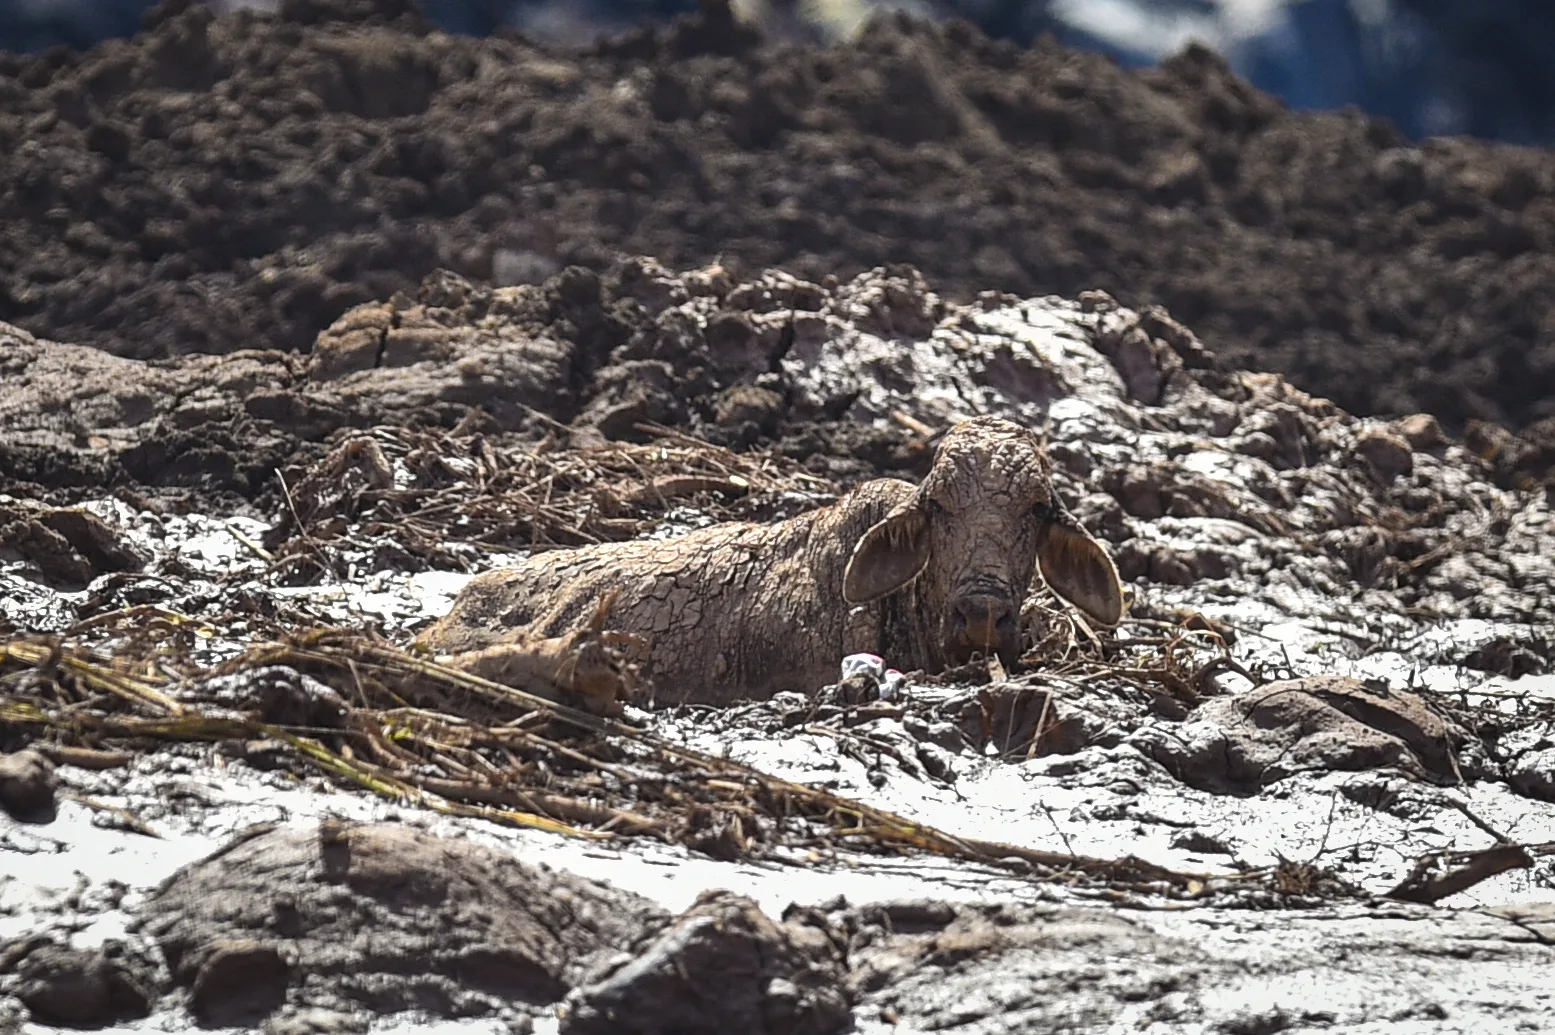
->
[5,0,1555,443]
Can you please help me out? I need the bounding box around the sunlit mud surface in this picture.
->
[3,265,1554,1032]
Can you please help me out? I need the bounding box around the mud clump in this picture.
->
[1134,677,1465,793]
[942,683,1104,758]
[561,890,851,1035]
[3,3,1555,435]
[838,899,1555,1031]
[0,748,58,821]
[5,942,156,1028]
[137,821,667,1024]
[0,497,146,589]
[187,940,293,1027]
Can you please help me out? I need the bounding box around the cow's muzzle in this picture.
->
[944,591,1019,668]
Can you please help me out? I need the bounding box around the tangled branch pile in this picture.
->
[260,422,837,584]
[1,626,1238,896]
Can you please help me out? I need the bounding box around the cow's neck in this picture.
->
[875,582,943,676]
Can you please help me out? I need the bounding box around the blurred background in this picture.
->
[3,0,1554,146]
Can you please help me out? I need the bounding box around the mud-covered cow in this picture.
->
[420,416,1125,705]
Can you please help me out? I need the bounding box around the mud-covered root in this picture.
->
[436,588,639,716]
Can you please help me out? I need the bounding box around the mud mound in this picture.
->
[561,889,850,1034]
[139,820,664,1025]
[0,264,628,500]
[2,0,1555,434]
[0,259,948,504]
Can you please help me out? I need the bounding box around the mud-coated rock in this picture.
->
[560,889,850,1035]
[1397,413,1447,450]
[138,821,666,1021]
[1131,676,1462,793]
[12,943,154,1027]
[0,749,58,821]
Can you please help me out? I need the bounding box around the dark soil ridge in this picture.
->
[2,0,1555,435]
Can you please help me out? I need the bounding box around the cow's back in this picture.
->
[419,479,915,702]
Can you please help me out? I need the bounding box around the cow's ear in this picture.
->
[1037,518,1125,627]
[844,506,931,604]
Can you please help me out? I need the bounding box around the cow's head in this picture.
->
[842,416,1124,669]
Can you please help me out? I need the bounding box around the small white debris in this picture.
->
[841,653,905,699]
[841,653,885,681]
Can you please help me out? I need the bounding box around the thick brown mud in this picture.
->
[5,0,1555,445]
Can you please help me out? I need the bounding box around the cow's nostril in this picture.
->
[951,611,969,639]
[995,613,1016,639]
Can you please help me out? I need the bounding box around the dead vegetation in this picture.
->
[0,622,1249,897]
[4,611,1548,906]
[261,421,836,584]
